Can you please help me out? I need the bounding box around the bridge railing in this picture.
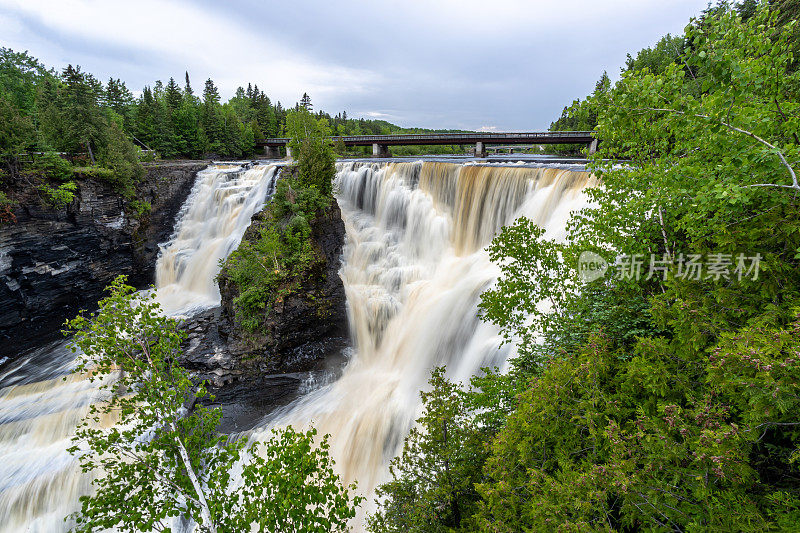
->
[257,131,595,146]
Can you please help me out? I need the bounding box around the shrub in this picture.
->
[127,199,151,218]
[38,181,76,209]
[34,151,72,182]
[0,191,16,224]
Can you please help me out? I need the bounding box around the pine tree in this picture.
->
[184,71,193,96]
[55,64,106,161]
[300,92,312,110]
[165,77,183,111]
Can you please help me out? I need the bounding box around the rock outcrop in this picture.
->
[0,161,207,361]
[219,198,349,374]
[178,173,349,428]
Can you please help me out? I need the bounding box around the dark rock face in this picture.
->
[218,199,349,374]
[0,161,207,360]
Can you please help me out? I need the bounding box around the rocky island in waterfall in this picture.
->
[1,1,800,531]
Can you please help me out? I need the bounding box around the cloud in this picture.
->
[0,0,711,130]
[0,0,382,105]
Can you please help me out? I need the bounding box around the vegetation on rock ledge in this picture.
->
[222,107,337,333]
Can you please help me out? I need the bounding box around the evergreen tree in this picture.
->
[52,65,106,162]
[184,70,193,96]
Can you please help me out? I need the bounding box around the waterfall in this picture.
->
[257,161,597,526]
[0,158,595,531]
[0,164,278,533]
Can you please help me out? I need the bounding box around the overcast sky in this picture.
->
[0,0,711,131]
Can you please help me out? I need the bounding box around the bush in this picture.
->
[34,151,72,182]
[127,199,151,218]
[0,191,16,224]
[72,166,115,181]
[38,181,76,209]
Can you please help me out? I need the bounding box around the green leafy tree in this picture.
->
[65,276,361,532]
[470,4,800,531]
[285,107,336,196]
[97,117,144,196]
[368,368,487,533]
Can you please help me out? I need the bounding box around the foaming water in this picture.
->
[154,165,278,314]
[0,164,278,532]
[257,161,597,526]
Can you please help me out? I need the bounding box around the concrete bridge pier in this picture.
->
[264,146,280,159]
[588,138,598,155]
[475,141,487,158]
[286,146,294,159]
[372,143,389,158]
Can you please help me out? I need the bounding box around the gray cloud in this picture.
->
[0,0,710,130]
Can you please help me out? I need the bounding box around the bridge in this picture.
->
[256,131,597,158]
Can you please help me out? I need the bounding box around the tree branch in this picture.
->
[632,106,799,192]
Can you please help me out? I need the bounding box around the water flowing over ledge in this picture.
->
[257,160,597,527]
[0,159,596,532]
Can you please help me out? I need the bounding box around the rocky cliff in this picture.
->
[179,172,349,430]
[219,198,348,373]
[0,161,207,361]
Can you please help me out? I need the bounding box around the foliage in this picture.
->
[368,368,488,533]
[34,151,73,182]
[223,175,330,332]
[0,190,16,224]
[38,181,77,209]
[64,276,361,532]
[285,107,336,196]
[97,118,145,196]
[127,199,151,218]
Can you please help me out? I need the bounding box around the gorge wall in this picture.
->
[0,161,207,360]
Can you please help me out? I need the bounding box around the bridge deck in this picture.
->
[256,131,594,147]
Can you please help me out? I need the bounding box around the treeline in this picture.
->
[0,48,471,173]
[547,0,799,155]
[370,2,800,531]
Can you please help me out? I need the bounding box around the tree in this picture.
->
[184,71,193,96]
[300,92,312,110]
[201,78,224,154]
[285,107,335,196]
[47,65,106,162]
[368,369,487,532]
[65,276,361,532]
[98,117,144,196]
[471,4,800,530]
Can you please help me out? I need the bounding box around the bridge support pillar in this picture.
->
[264,146,280,159]
[372,143,389,158]
[286,145,294,159]
[475,141,486,158]
[587,138,598,155]
[508,147,514,154]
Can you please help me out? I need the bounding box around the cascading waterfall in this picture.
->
[257,160,597,526]
[0,157,595,532]
[0,164,278,533]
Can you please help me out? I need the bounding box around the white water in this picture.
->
[257,161,597,526]
[0,164,278,532]
[0,159,595,531]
